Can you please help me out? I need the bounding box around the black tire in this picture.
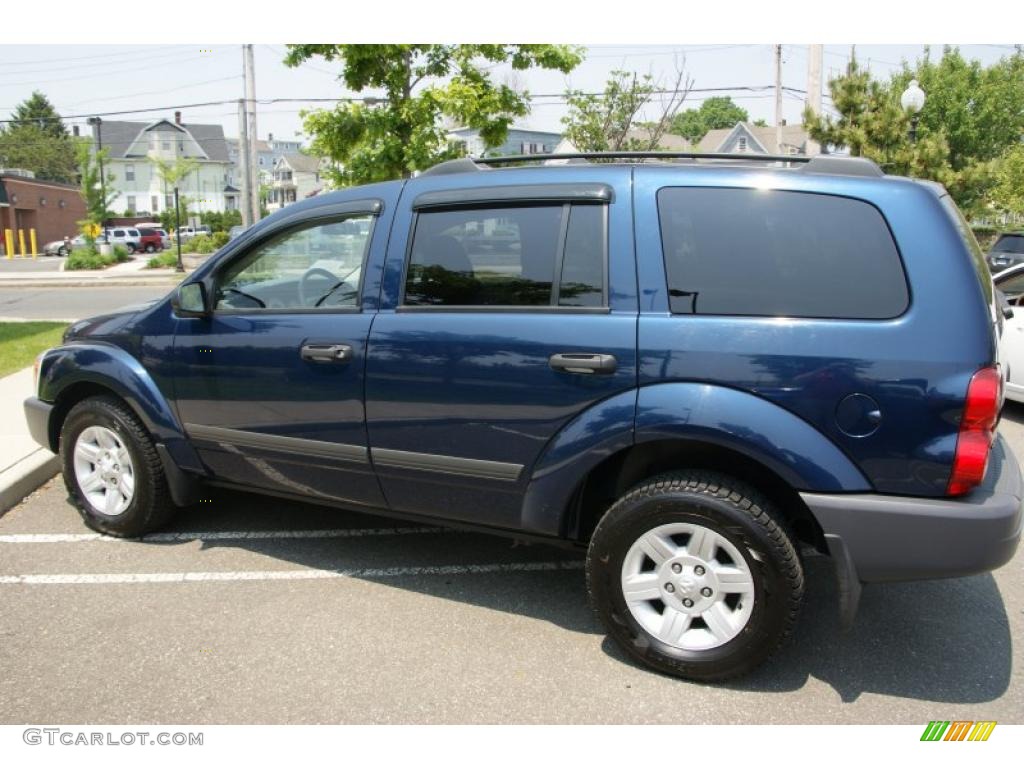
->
[58,246,68,257]
[587,471,804,681]
[145,244,155,253]
[60,396,177,537]
[126,244,136,254]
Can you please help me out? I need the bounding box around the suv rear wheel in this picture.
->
[60,396,176,537]
[587,471,804,681]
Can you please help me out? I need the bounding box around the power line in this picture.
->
[0,45,185,73]
[0,50,235,88]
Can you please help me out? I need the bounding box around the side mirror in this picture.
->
[172,282,210,318]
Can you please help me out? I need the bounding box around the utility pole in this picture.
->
[806,44,824,155]
[87,116,108,241]
[774,44,784,155]
[236,99,253,227]
[243,44,261,222]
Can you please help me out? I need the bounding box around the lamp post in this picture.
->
[900,79,926,143]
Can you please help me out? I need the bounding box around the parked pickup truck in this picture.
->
[25,152,1023,681]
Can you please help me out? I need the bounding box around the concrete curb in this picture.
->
[0,449,60,514]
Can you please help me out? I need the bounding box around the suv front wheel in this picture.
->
[587,471,804,681]
[60,396,177,537]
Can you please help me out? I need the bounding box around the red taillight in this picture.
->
[947,366,1002,496]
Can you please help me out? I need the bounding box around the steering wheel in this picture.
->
[298,266,338,307]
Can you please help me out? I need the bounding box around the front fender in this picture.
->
[39,342,203,474]
[635,382,870,493]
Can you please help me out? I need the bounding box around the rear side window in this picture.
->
[657,187,908,319]
[994,234,1024,254]
[403,204,606,308]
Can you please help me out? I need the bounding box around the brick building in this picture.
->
[0,171,86,256]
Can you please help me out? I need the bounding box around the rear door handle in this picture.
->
[549,353,617,375]
[300,343,353,363]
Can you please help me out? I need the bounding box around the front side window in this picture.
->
[215,216,374,311]
[403,204,606,308]
[657,187,908,319]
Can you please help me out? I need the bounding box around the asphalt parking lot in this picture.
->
[1,412,1022,725]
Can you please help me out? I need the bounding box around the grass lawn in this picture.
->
[0,322,67,378]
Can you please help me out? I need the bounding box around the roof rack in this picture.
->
[420,152,884,179]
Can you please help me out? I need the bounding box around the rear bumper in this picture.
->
[801,434,1023,585]
[23,397,54,452]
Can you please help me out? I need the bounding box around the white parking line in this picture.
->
[0,560,585,585]
[0,526,450,544]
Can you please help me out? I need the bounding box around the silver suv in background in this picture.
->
[105,228,142,253]
[987,232,1024,273]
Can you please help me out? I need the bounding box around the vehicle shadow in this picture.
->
[157,487,1013,705]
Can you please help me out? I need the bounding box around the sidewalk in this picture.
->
[0,254,206,288]
[0,367,59,513]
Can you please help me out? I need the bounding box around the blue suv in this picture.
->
[24,152,1023,680]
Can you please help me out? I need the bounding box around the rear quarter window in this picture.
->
[657,187,908,319]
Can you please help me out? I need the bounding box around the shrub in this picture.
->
[211,231,230,249]
[188,234,216,254]
[146,251,179,269]
[67,247,109,270]
[113,244,131,262]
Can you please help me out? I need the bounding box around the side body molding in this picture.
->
[634,383,871,493]
[38,342,204,475]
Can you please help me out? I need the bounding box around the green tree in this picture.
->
[11,91,68,139]
[562,66,692,152]
[671,96,749,143]
[804,48,1024,214]
[150,156,199,228]
[283,45,583,185]
[75,140,117,232]
[0,92,78,182]
[993,144,1024,216]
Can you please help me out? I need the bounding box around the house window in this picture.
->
[162,141,170,151]
[151,195,159,212]
[165,194,174,209]
[737,137,748,153]
[127,196,137,211]
[125,164,135,182]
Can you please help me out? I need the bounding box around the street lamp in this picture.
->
[900,79,926,143]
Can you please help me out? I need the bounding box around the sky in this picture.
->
[0,44,1017,148]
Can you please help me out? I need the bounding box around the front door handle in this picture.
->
[549,353,617,375]
[300,343,353,363]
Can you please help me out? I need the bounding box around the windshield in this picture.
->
[993,234,1024,254]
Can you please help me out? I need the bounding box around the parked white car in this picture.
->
[995,263,1024,403]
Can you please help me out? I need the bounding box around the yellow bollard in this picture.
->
[18,229,26,257]
[30,228,37,259]
[4,229,12,259]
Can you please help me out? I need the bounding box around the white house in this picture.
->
[265,154,327,211]
[94,112,237,215]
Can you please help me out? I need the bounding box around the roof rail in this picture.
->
[420,152,884,179]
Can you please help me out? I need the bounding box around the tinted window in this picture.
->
[215,216,373,311]
[112,230,125,237]
[658,187,908,319]
[559,205,605,307]
[404,204,606,308]
[996,270,1024,296]
[138,229,155,236]
[994,235,1024,254]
